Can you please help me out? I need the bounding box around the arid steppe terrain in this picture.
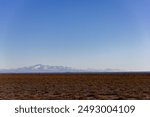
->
[0,73,150,99]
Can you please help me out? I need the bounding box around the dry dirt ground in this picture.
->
[0,73,150,99]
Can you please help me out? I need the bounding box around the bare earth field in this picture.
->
[0,73,150,100]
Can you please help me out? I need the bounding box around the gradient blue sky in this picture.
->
[0,0,150,70]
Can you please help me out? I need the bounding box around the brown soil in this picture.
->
[0,73,150,100]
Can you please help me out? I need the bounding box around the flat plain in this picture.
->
[0,73,150,99]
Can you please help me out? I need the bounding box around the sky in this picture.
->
[0,0,150,71]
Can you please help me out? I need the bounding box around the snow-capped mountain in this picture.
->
[0,64,82,73]
[0,64,122,73]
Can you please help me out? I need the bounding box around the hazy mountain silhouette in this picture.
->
[0,64,121,73]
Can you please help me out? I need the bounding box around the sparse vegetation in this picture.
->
[0,73,150,99]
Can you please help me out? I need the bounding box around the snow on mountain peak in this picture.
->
[32,64,43,69]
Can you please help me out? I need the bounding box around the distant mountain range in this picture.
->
[0,64,121,73]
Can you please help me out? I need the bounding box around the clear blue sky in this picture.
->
[0,0,150,70]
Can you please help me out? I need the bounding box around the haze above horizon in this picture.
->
[0,0,150,71]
